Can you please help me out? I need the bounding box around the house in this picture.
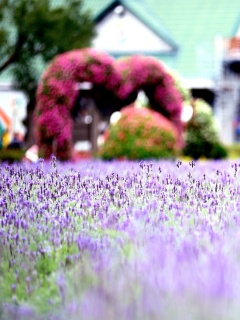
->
[85,0,240,145]
[1,0,240,145]
[216,36,240,144]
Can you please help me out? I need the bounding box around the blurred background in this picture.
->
[0,0,240,160]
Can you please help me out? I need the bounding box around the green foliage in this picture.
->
[183,99,228,159]
[226,144,240,159]
[0,148,25,162]
[0,240,79,314]
[99,106,178,160]
[170,70,192,102]
[0,0,95,101]
[208,142,228,159]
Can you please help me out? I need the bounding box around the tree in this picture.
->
[0,0,95,146]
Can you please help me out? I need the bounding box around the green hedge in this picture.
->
[0,148,26,163]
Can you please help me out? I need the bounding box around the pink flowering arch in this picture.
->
[35,49,183,160]
[115,55,183,135]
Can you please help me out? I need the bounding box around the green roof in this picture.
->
[147,0,240,81]
[86,0,240,82]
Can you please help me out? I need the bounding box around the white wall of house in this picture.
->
[92,7,173,54]
[237,25,240,36]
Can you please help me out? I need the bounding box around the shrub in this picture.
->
[209,142,228,159]
[99,105,178,160]
[0,148,25,163]
[227,144,240,159]
[183,99,228,159]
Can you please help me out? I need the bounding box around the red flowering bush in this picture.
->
[35,48,121,160]
[99,105,178,160]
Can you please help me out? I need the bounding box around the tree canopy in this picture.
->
[0,0,95,100]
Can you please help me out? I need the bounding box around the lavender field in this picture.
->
[1,158,240,319]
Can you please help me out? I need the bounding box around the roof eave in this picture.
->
[108,48,178,57]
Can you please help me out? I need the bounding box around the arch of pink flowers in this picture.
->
[35,48,183,160]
